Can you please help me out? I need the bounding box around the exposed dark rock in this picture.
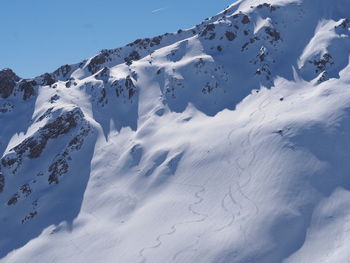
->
[68,127,90,151]
[24,138,46,159]
[208,33,216,40]
[95,67,110,81]
[42,108,81,138]
[48,155,69,184]
[0,103,14,113]
[41,73,56,86]
[129,38,142,46]
[7,193,19,206]
[150,36,162,47]
[128,37,162,49]
[98,88,107,104]
[242,15,250,24]
[0,68,20,98]
[259,47,268,61]
[50,94,60,103]
[1,157,18,167]
[250,38,257,44]
[265,27,281,42]
[65,80,73,88]
[20,184,32,197]
[128,88,136,100]
[53,64,71,78]
[21,211,38,224]
[225,31,236,41]
[125,76,136,99]
[37,107,54,122]
[241,37,259,51]
[124,51,141,66]
[335,19,349,33]
[206,24,216,31]
[19,80,37,100]
[256,3,278,12]
[256,3,270,8]
[7,108,82,166]
[202,82,219,94]
[48,122,91,184]
[194,58,206,69]
[255,64,272,79]
[309,53,334,73]
[0,172,4,192]
[259,53,266,61]
[317,71,329,83]
[339,18,349,29]
[112,80,123,97]
[242,42,250,51]
[87,50,110,74]
[257,3,271,9]
[200,24,216,37]
[125,76,134,89]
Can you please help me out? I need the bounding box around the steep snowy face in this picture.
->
[1,0,350,262]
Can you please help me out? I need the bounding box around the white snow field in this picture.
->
[1,0,350,262]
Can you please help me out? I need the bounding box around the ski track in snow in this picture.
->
[213,96,271,247]
[138,184,208,263]
[234,97,271,218]
[214,184,239,232]
[172,234,201,261]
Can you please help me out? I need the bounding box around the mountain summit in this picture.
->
[1,0,350,262]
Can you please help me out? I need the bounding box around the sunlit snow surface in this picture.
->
[1,0,350,262]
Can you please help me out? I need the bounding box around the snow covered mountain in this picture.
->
[1,0,350,262]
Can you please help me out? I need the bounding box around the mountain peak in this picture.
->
[0,68,19,78]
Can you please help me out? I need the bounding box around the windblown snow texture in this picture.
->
[1,0,350,262]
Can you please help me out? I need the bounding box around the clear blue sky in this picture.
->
[1,0,236,78]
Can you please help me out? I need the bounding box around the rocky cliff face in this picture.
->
[1,0,350,262]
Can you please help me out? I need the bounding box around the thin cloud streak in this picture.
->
[151,7,167,13]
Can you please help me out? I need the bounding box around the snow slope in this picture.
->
[1,0,350,262]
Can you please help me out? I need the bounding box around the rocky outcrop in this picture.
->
[1,108,84,174]
[310,53,334,74]
[40,73,56,86]
[53,64,72,78]
[19,80,37,100]
[87,52,109,74]
[127,36,163,49]
[48,119,91,184]
[225,31,236,41]
[0,69,20,98]
[112,75,137,100]
[124,51,141,66]
[0,172,4,192]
